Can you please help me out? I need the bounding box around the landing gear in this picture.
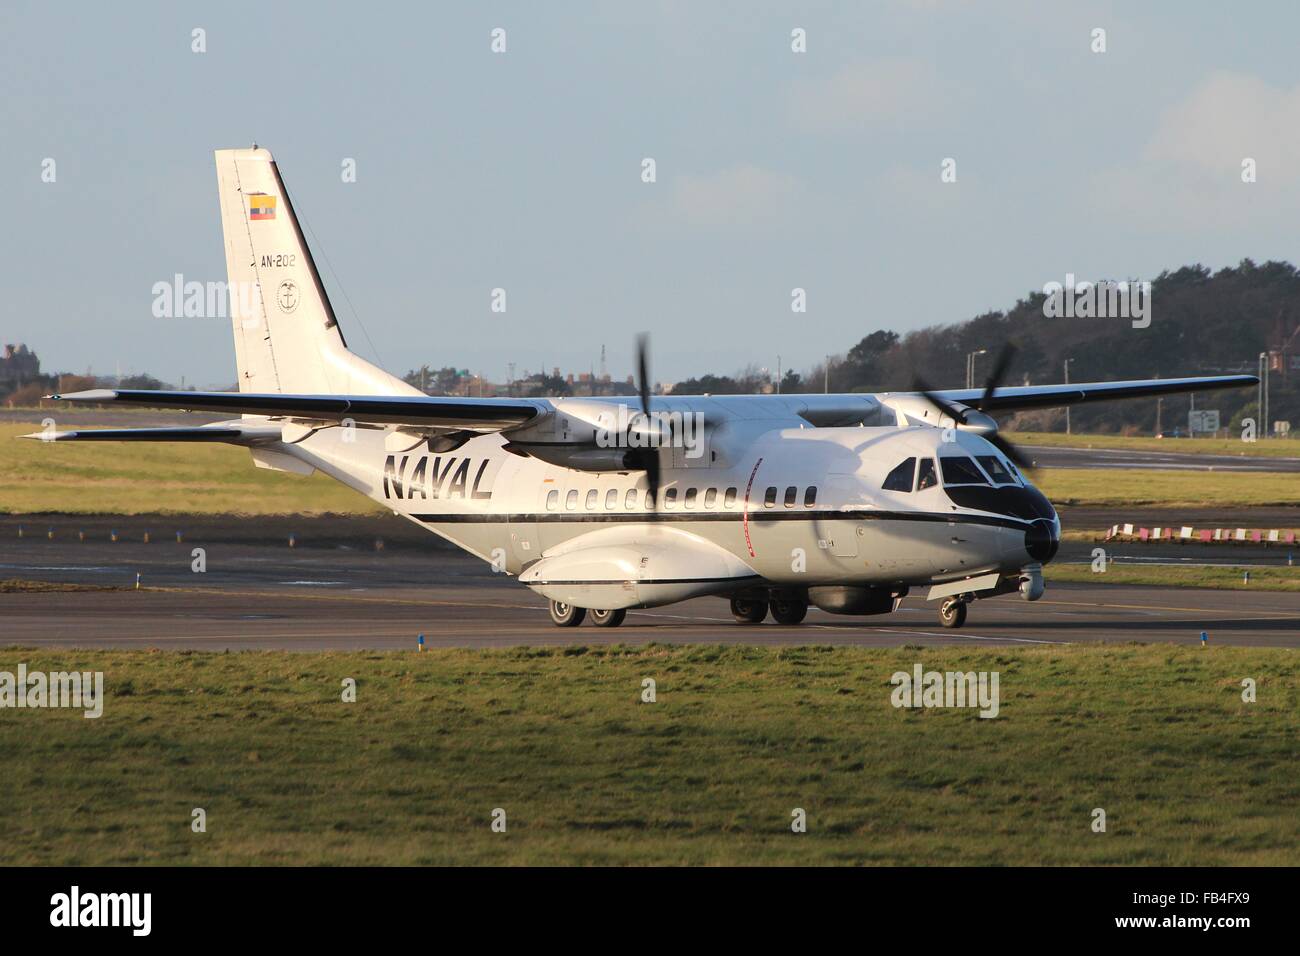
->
[549,600,586,627]
[730,596,768,624]
[939,597,967,629]
[769,599,808,625]
[589,608,626,628]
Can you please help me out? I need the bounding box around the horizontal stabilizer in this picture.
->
[19,424,280,443]
[48,389,545,432]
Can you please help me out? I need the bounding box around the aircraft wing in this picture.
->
[921,374,1258,412]
[48,388,548,432]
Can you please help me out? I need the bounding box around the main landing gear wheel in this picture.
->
[589,608,626,628]
[549,600,586,627]
[730,597,768,624]
[939,598,967,629]
[769,600,808,625]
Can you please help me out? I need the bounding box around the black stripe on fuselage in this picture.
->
[410,509,1032,532]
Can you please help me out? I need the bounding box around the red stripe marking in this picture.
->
[742,457,763,558]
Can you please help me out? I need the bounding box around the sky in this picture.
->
[4,1,1300,388]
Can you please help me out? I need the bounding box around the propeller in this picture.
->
[632,333,662,509]
[912,343,1034,470]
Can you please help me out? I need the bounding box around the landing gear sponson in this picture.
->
[549,571,1041,629]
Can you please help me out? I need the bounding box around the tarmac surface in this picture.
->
[1022,443,1300,473]
[1,514,1295,650]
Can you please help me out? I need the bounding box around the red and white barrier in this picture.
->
[1104,524,1297,545]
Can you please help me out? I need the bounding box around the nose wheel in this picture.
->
[939,597,968,629]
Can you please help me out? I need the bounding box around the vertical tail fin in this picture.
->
[214,147,417,396]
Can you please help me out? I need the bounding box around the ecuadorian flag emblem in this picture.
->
[249,194,276,220]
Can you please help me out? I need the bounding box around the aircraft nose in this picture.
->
[1025,520,1059,563]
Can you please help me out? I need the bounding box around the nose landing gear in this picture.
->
[938,597,968,629]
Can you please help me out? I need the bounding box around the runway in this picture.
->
[1,515,1295,649]
[1025,443,1300,472]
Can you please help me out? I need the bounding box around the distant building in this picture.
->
[0,344,40,392]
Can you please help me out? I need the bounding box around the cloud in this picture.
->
[635,163,807,234]
[1088,70,1300,231]
[1142,71,1300,173]
[787,58,940,133]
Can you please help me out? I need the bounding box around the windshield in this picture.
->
[975,454,1018,485]
[940,456,990,486]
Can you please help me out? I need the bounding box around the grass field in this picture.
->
[1047,563,1300,592]
[0,644,1295,865]
[1031,468,1298,508]
[0,423,379,515]
[1010,431,1300,458]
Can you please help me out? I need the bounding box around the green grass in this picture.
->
[1048,563,1300,592]
[0,423,379,515]
[1010,431,1300,458]
[1033,468,1299,508]
[0,644,1295,865]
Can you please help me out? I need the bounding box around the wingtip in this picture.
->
[49,388,117,402]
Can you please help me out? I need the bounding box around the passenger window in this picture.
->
[916,459,938,491]
[684,488,698,508]
[724,487,737,507]
[975,455,1015,485]
[625,488,638,509]
[704,488,718,508]
[585,489,598,509]
[664,488,678,508]
[784,486,797,508]
[883,457,916,492]
[546,490,559,511]
[565,489,578,510]
[644,490,656,510]
[605,488,618,509]
[804,486,817,507]
[764,486,777,508]
[940,456,990,486]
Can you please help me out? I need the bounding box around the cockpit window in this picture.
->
[975,455,1017,485]
[916,458,938,491]
[940,456,990,486]
[882,457,916,492]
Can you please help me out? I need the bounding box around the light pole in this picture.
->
[1259,352,1269,438]
[1064,358,1074,435]
[965,349,987,389]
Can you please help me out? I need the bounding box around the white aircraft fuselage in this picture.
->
[32,146,1254,631]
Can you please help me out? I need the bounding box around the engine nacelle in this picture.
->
[503,442,633,472]
[808,585,896,615]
